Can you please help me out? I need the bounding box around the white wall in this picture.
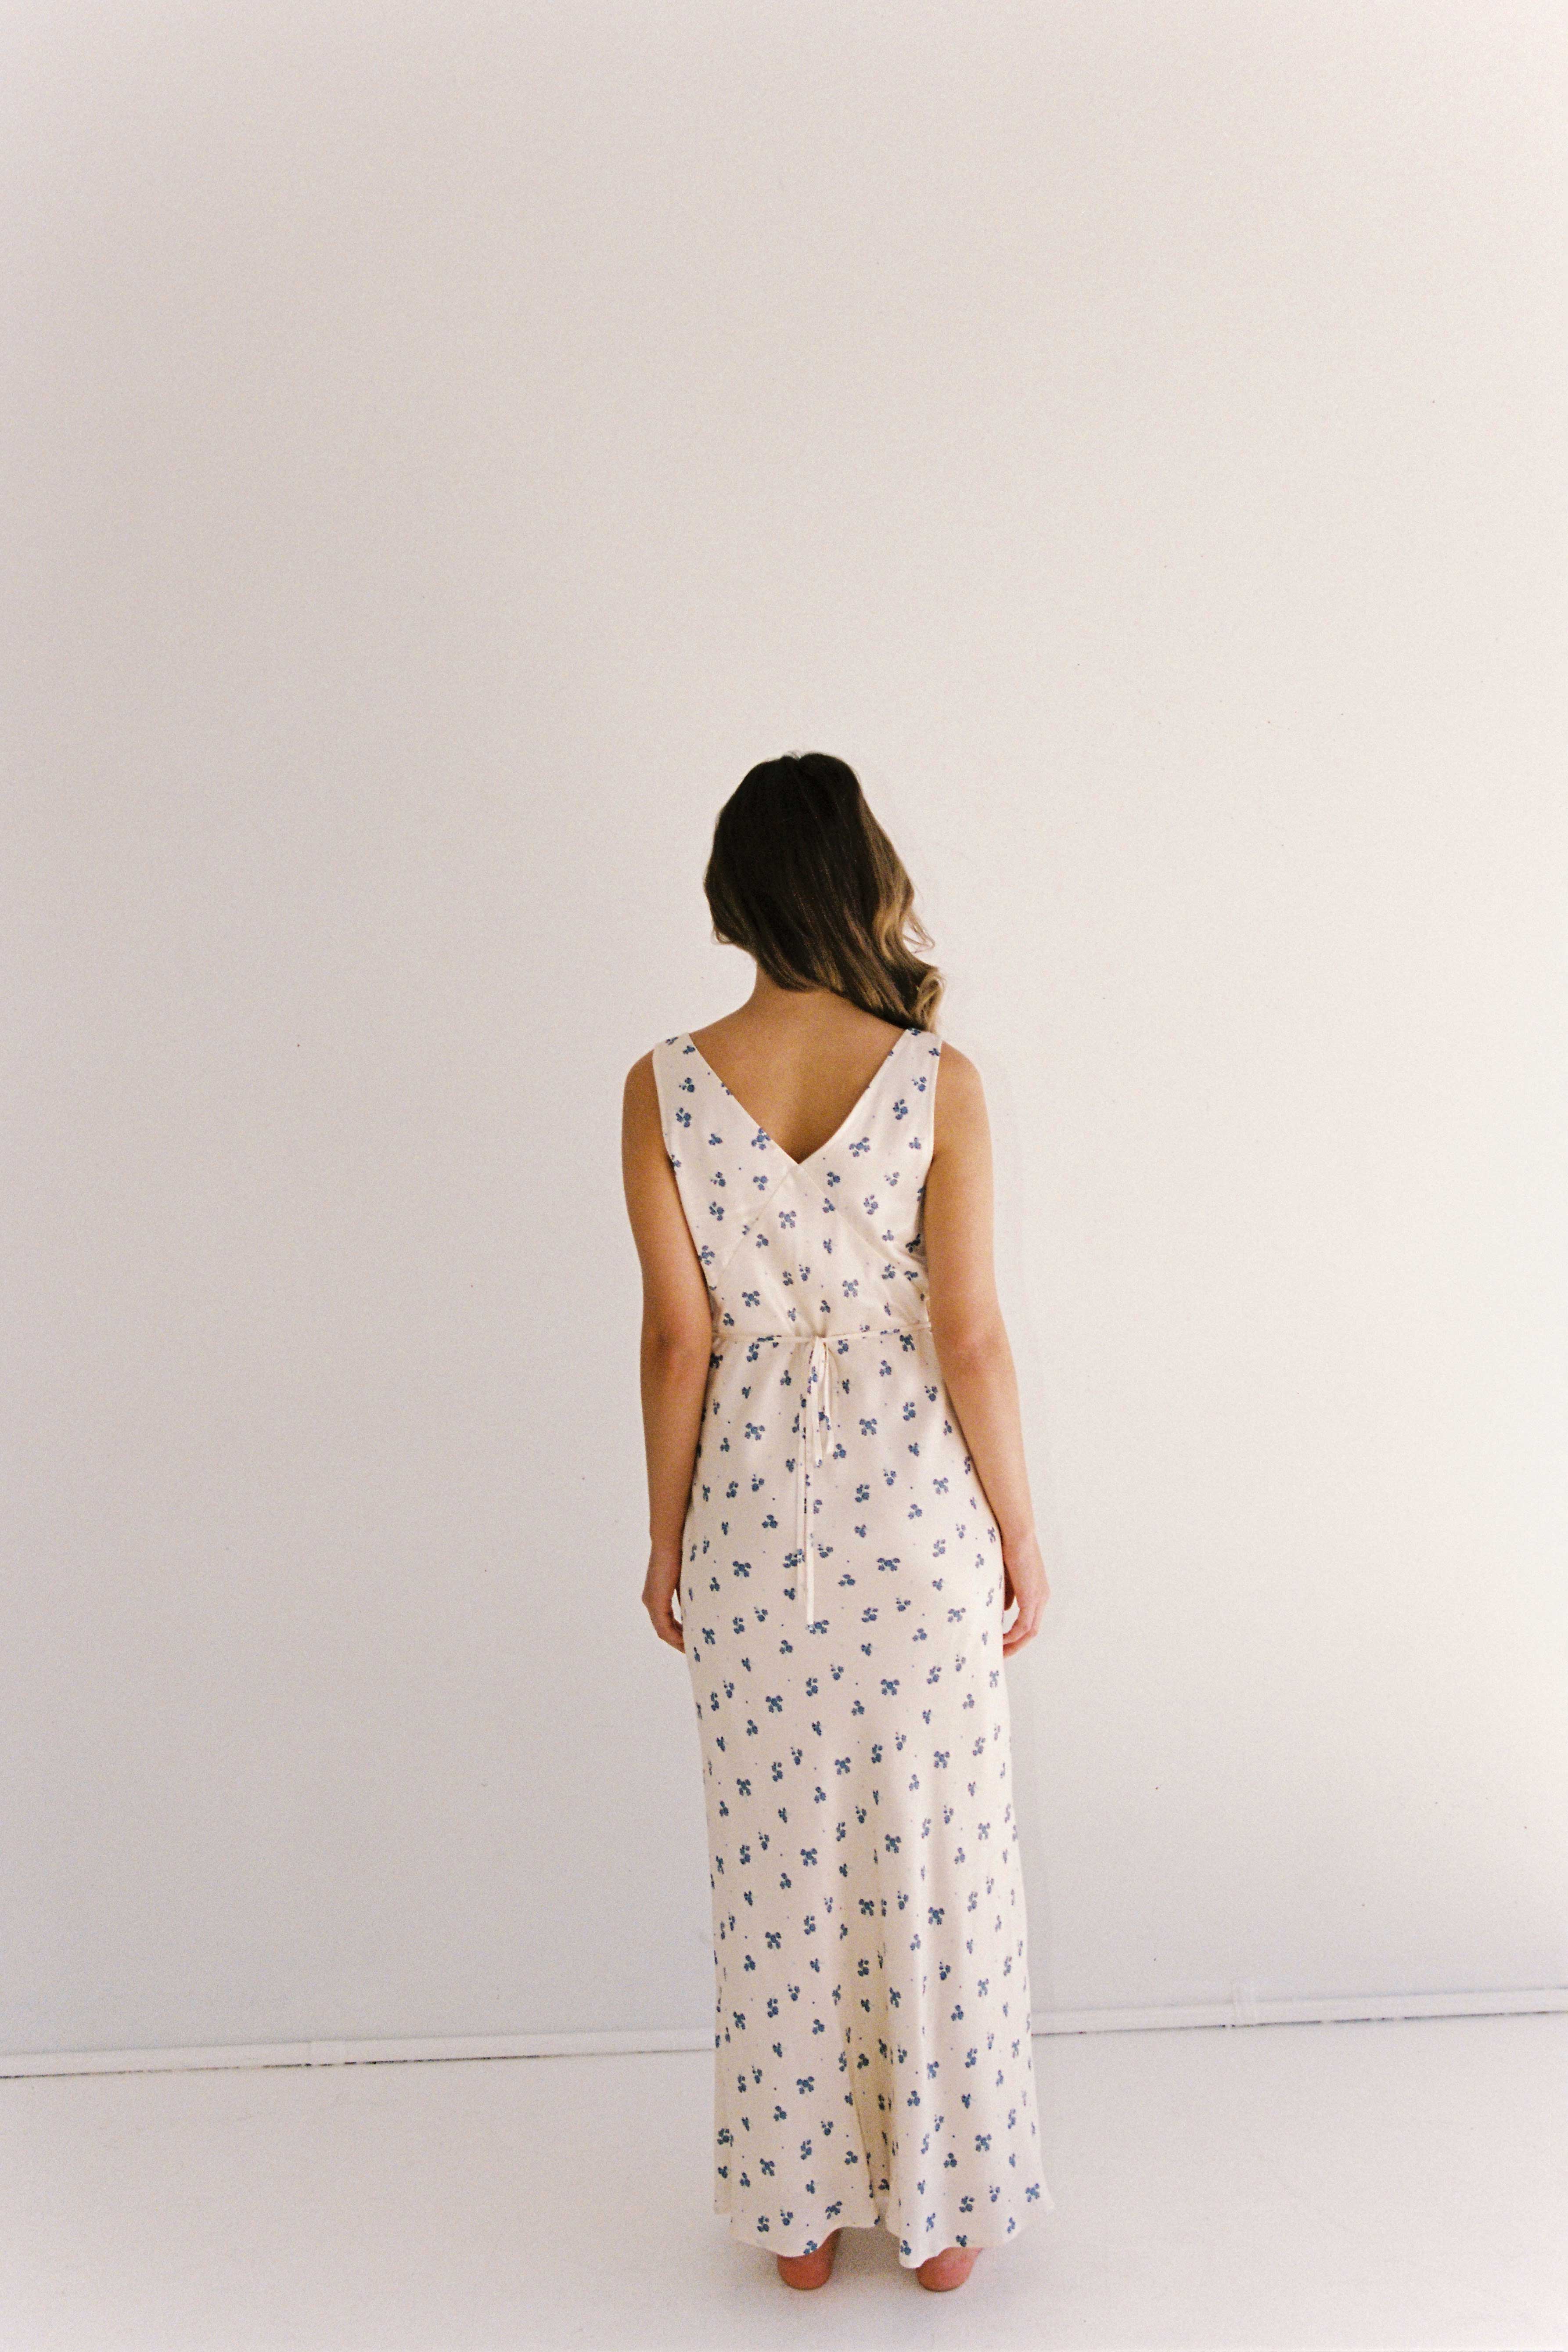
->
[4,2,1564,2060]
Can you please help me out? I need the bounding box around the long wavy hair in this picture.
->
[702,753,944,1032]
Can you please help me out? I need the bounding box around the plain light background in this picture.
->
[4,1,1564,2063]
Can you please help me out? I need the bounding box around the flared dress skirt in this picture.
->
[651,1023,1053,2266]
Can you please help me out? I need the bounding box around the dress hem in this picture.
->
[719,2186,1051,2270]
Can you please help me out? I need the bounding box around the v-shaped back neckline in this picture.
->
[680,1025,914,1173]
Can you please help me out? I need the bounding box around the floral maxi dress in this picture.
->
[651,1023,1053,2266]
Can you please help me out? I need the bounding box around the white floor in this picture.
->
[3,2013,1563,2350]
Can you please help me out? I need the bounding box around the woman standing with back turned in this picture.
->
[621,753,1053,2293]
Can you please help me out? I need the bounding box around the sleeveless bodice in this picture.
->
[655,1025,936,1624]
[658,1023,935,1340]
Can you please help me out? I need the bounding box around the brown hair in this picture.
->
[703,753,944,1032]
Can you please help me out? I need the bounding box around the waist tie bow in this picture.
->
[707,1319,933,1628]
[798,1333,838,1628]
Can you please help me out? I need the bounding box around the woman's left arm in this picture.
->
[621,1052,714,1650]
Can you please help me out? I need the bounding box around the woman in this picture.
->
[621,752,1053,2293]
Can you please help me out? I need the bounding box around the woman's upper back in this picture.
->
[685,1001,917,1171]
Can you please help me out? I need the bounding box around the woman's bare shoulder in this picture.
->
[931,1037,985,1096]
[931,1038,987,1145]
[621,1045,663,1130]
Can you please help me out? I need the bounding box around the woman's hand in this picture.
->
[1001,1529,1050,1655]
[643,1545,687,1652]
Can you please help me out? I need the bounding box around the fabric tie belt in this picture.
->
[799,1333,838,1630]
[709,1320,932,1626]
[779,1322,931,1628]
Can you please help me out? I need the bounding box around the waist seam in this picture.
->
[709,1321,931,1348]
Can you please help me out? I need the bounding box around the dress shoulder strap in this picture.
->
[649,1033,691,1163]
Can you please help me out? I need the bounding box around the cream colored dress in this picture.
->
[651,1023,1052,2266]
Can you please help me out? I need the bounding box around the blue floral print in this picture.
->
[651,1025,1053,2267]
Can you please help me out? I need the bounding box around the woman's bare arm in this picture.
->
[921,1043,1050,1654]
[621,1052,713,1650]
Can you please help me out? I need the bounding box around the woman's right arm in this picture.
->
[920,1042,1050,1655]
[621,1052,714,1650]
